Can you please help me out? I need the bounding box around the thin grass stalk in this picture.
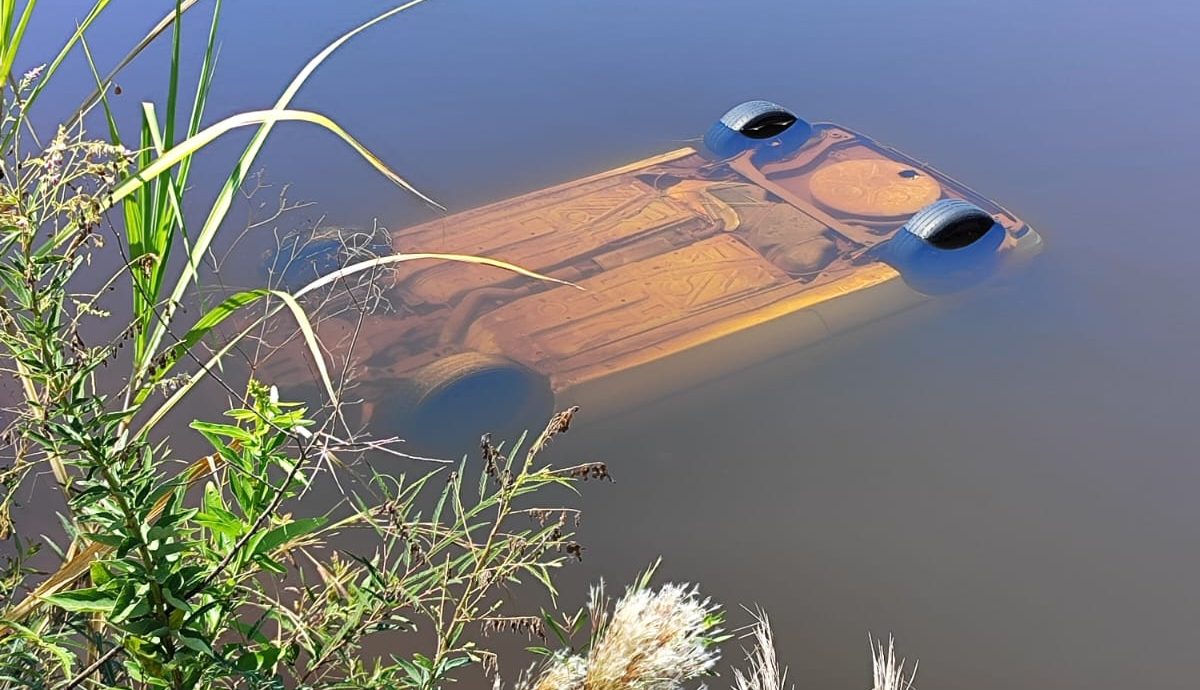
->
[68,0,203,130]
[135,251,573,438]
[132,0,435,392]
[0,0,112,150]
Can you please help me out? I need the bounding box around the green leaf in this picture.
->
[252,517,326,557]
[161,585,192,613]
[190,419,255,443]
[89,561,111,587]
[111,583,151,623]
[137,289,270,401]
[234,645,280,672]
[177,628,215,656]
[42,587,116,613]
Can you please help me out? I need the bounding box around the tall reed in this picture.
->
[0,3,918,688]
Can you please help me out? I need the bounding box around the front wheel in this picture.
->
[261,226,393,293]
[702,100,813,162]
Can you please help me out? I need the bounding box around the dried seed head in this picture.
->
[528,406,579,458]
[525,654,587,690]
[732,613,789,690]
[870,635,916,690]
[555,462,611,482]
[563,542,583,561]
[584,582,721,690]
[482,432,502,480]
[480,616,546,640]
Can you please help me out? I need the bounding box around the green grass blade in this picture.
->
[3,0,111,149]
[134,288,270,405]
[135,251,571,439]
[135,0,434,389]
[163,0,183,150]
[179,0,221,186]
[149,0,185,269]
[0,0,35,86]
[107,108,440,218]
[141,100,196,282]
[68,0,202,129]
[128,106,159,363]
[78,35,121,145]
[0,2,13,51]
[291,252,578,300]
[172,0,221,285]
[269,290,340,409]
[138,102,190,326]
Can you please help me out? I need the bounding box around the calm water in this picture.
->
[24,1,1200,688]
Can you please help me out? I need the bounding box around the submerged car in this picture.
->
[259,100,1043,443]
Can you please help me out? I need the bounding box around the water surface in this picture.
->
[22,1,1200,688]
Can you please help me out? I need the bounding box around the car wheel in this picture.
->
[703,100,813,161]
[376,353,553,454]
[261,226,392,293]
[902,198,997,249]
[882,199,1005,295]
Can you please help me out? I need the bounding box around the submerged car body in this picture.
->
[260,102,1042,442]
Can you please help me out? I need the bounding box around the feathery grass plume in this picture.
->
[519,569,722,690]
[870,635,917,690]
[585,581,722,690]
[521,653,588,690]
[732,611,790,690]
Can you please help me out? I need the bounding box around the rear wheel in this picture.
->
[882,199,1005,295]
[375,353,553,455]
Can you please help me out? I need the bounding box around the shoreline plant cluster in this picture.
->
[0,2,916,688]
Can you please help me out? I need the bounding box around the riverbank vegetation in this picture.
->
[0,2,915,688]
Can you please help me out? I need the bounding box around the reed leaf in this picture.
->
[136,251,572,438]
[69,0,204,128]
[0,0,36,88]
[133,0,434,399]
[1,0,111,149]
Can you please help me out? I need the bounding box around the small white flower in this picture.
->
[19,64,45,90]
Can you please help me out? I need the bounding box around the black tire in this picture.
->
[376,353,553,455]
[261,226,392,292]
[902,198,996,250]
[882,199,1005,295]
[718,100,799,139]
[703,100,813,161]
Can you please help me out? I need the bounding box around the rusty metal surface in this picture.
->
[808,158,943,218]
[462,234,795,388]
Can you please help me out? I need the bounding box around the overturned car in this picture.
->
[258,101,1043,445]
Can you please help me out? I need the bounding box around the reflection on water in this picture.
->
[24,1,1200,688]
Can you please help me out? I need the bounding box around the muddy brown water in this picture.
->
[15,1,1200,688]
